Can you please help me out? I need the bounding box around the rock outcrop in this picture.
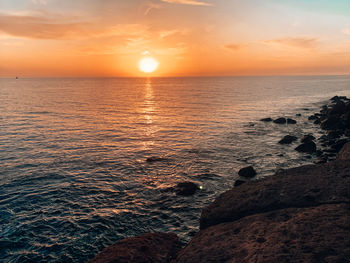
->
[89,232,180,263]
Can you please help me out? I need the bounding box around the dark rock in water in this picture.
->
[308,115,317,120]
[234,179,246,187]
[296,113,301,116]
[175,181,199,196]
[295,141,316,154]
[238,166,257,178]
[286,118,297,124]
[314,119,321,124]
[273,117,286,124]
[260,117,273,122]
[89,232,180,263]
[316,150,323,157]
[278,135,297,144]
[301,134,315,143]
[146,156,166,163]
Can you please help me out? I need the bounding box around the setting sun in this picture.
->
[138,57,159,73]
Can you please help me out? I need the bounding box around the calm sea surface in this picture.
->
[1,76,350,262]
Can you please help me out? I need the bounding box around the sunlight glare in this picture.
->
[138,57,159,73]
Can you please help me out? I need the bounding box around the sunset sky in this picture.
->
[0,0,349,77]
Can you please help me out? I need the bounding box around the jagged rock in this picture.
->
[321,115,344,130]
[295,141,316,154]
[286,118,297,124]
[177,204,350,263]
[278,135,297,144]
[273,117,286,124]
[89,232,180,263]
[238,166,257,178]
[200,159,350,229]
[175,181,199,196]
[260,117,273,122]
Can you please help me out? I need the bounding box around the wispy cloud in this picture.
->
[224,44,245,51]
[0,14,147,40]
[263,37,319,49]
[160,0,212,6]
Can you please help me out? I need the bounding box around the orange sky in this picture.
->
[0,0,350,77]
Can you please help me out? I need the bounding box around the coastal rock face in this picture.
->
[200,159,350,229]
[89,232,180,263]
[176,204,350,263]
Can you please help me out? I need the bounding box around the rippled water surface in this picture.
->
[1,76,350,262]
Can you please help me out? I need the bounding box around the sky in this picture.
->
[0,0,349,77]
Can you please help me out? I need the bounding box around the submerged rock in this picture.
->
[175,181,199,196]
[278,135,297,144]
[295,141,317,154]
[146,156,166,163]
[89,232,180,263]
[273,117,286,124]
[238,166,257,178]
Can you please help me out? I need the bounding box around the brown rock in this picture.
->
[89,232,180,263]
[177,204,350,263]
[200,160,350,229]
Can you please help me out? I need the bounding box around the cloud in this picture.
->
[224,44,245,51]
[143,2,161,15]
[0,14,147,40]
[160,0,212,6]
[263,37,318,49]
[343,27,350,35]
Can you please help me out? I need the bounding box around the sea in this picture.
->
[1,75,350,262]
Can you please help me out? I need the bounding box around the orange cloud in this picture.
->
[263,37,319,49]
[0,14,147,40]
[160,0,212,6]
[224,44,245,51]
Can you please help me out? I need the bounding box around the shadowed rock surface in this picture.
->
[89,232,180,263]
[273,117,286,124]
[176,204,350,263]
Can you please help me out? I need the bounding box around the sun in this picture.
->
[138,57,159,73]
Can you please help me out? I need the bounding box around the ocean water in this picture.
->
[1,75,350,262]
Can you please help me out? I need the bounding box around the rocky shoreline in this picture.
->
[89,97,350,263]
